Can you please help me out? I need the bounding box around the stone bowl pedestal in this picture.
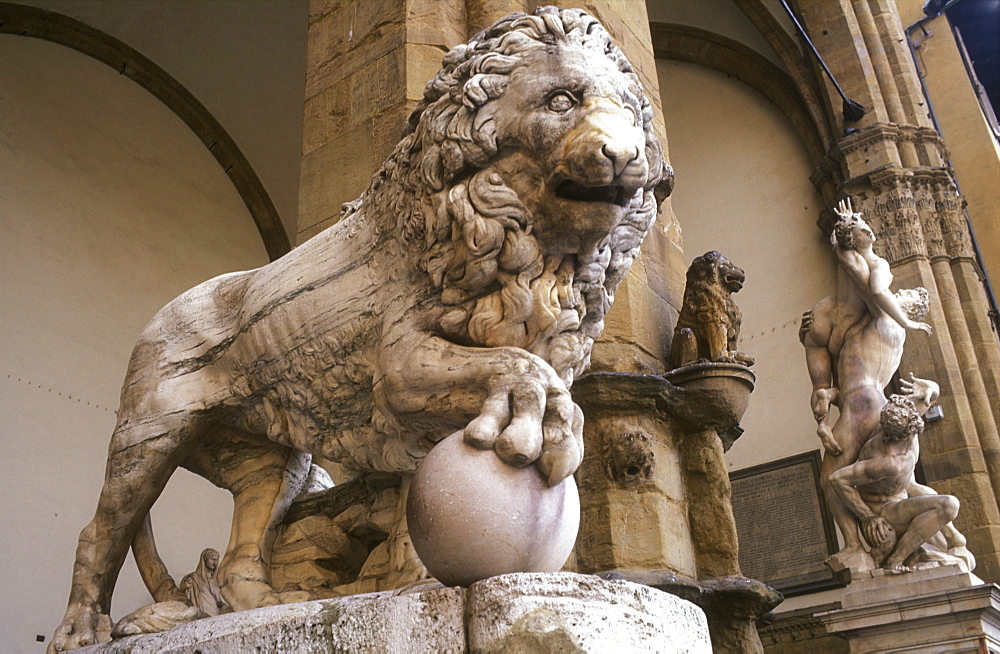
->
[664,362,755,434]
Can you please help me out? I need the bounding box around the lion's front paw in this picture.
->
[49,603,111,653]
[464,360,583,486]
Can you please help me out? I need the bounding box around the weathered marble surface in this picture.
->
[76,586,467,654]
[51,8,673,651]
[468,573,710,653]
[74,573,709,654]
[801,200,928,560]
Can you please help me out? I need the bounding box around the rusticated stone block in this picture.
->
[78,587,466,653]
[297,120,374,237]
[466,572,711,653]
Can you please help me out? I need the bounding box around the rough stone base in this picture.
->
[467,573,710,652]
[79,572,710,653]
[817,565,1000,653]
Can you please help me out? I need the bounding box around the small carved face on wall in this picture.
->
[605,430,654,486]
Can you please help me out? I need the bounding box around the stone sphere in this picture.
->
[406,431,580,587]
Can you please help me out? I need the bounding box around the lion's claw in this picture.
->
[463,361,583,486]
[50,605,111,653]
[465,391,510,450]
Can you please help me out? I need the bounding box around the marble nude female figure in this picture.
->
[800,198,932,557]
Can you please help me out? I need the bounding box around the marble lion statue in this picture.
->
[51,7,673,651]
[669,251,754,369]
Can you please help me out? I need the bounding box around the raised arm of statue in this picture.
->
[833,197,856,223]
[868,266,933,335]
[832,198,932,335]
[900,373,940,416]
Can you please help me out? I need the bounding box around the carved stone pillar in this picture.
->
[798,0,1000,580]
[572,372,781,653]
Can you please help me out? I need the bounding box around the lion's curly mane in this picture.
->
[342,7,669,384]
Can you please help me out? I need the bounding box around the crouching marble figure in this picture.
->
[800,198,973,576]
[829,379,974,573]
[50,8,673,651]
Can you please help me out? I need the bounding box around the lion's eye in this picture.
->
[626,104,640,126]
[547,92,576,113]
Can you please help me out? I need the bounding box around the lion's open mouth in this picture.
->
[724,275,744,292]
[556,180,629,207]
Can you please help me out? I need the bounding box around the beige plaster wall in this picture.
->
[0,36,268,652]
[656,59,835,472]
[19,0,309,242]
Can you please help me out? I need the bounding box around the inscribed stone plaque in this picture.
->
[730,451,841,595]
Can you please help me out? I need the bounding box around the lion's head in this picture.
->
[354,7,672,385]
[683,251,746,308]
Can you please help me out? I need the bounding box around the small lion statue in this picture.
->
[51,8,673,651]
[669,251,754,369]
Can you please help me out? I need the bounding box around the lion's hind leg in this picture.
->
[670,327,698,368]
[50,418,193,653]
[185,430,314,611]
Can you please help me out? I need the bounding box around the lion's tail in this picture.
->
[131,513,186,604]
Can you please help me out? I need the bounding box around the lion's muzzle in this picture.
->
[557,100,648,202]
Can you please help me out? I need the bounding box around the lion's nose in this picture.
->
[601,142,640,178]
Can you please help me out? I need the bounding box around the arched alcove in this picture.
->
[0,1,294,260]
[656,56,835,470]
[0,35,269,648]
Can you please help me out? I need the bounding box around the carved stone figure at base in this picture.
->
[179,549,228,617]
[829,379,974,573]
[49,8,673,651]
[669,251,754,369]
[110,548,228,637]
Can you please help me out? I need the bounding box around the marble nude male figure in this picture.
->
[800,198,932,558]
[829,378,974,572]
[50,8,673,651]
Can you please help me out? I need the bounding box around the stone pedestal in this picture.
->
[79,572,710,653]
[817,565,1000,653]
[570,370,780,652]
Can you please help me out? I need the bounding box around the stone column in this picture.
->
[798,0,1000,580]
[297,0,466,243]
[571,372,781,653]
